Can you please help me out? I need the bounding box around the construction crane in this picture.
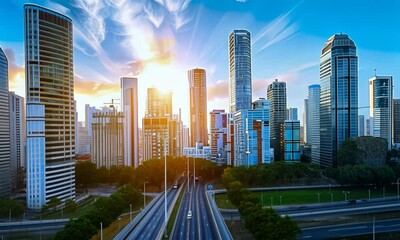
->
[104,98,120,113]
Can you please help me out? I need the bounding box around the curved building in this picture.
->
[25,4,75,209]
[319,34,358,167]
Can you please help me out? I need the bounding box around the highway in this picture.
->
[171,180,218,240]
[299,218,400,239]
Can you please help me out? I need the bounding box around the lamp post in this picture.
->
[164,135,168,238]
[143,181,148,208]
[280,196,282,205]
[130,204,132,221]
[194,142,197,189]
[397,178,400,200]
[383,186,385,199]
[330,193,333,206]
[369,189,371,200]
[342,191,350,201]
[187,156,189,192]
[270,197,273,208]
[316,192,320,204]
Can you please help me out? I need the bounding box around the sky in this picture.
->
[1,0,400,126]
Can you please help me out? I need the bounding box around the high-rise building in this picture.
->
[9,92,26,191]
[307,84,320,164]
[146,88,172,117]
[267,79,287,161]
[234,98,271,166]
[226,113,235,166]
[74,101,79,155]
[286,108,298,120]
[320,33,358,167]
[369,75,393,149]
[366,117,373,136]
[169,113,183,157]
[229,29,252,113]
[304,99,308,144]
[25,4,75,209]
[121,77,139,168]
[393,99,400,148]
[77,122,90,155]
[284,120,301,162]
[182,125,190,149]
[210,110,228,165]
[92,112,124,168]
[0,47,11,197]
[84,104,100,155]
[188,68,208,146]
[358,115,365,136]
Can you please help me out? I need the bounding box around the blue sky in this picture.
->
[1,0,400,125]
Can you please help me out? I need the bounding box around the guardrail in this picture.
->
[206,190,233,240]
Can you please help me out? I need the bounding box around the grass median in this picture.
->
[163,182,187,239]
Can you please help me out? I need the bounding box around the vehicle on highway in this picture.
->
[195,177,199,181]
[187,210,192,220]
[173,182,179,189]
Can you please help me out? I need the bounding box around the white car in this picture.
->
[187,210,192,220]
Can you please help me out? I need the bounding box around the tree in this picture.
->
[227,181,245,206]
[55,218,97,240]
[48,197,61,211]
[0,199,24,218]
[337,138,359,166]
[75,161,97,191]
[65,199,77,213]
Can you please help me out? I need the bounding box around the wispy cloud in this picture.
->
[236,0,248,2]
[74,74,120,96]
[208,80,229,101]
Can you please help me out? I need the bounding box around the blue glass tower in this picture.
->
[320,34,358,167]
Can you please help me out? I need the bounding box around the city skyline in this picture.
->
[1,0,400,126]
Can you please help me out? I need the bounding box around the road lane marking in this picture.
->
[329,226,367,232]
[301,236,312,239]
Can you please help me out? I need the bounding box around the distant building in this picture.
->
[84,104,101,155]
[182,125,190,149]
[121,77,139,168]
[92,112,124,168]
[284,120,301,162]
[303,99,308,144]
[169,113,183,157]
[229,29,252,113]
[358,115,365,136]
[319,33,358,167]
[9,92,26,191]
[394,99,400,148]
[369,75,393,149]
[234,98,271,166]
[286,108,298,120]
[210,110,228,165]
[189,68,208,146]
[366,117,373,136]
[226,113,235,166]
[307,84,320,164]
[77,122,90,155]
[355,136,387,166]
[25,4,75,209]
[183,143,211,160]
[0,47,11,197]
[267,79,287,161]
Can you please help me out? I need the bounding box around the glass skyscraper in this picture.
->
[25,4,75,209]
[369,75,393,149]
[229,29,252,113]
[307,84,320,165]
[0,47,11,197]
[320,33,358,167]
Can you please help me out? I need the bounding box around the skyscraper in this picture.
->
[267,79,287,161]
[229,29,252,113]
[146,88,172,117]
[0,47,11,197]
[320,33,358,167]
[286,108,298,120]
[369,75,393,149]
[284,120,301,162]
[9,92,26,191]
[210,110,228,165]
[304,99,308,144]
[121,77,139,168]
[358,115,365,136]
[393,99,400,148]
[307,84,320,164]
[25,4,75,209]
[188,68,208,146]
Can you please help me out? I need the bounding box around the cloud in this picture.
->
[74,74,120,96]
[208,80,229,101]
[3,48,25,93]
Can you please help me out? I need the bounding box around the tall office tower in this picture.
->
[320,33,358,167]
[146,87,172,117]
[229,29,252,113]
[210,110,228,165]
[74,101,79,155]
[92,112,124,168]
[188,68,208,146]
[284,120,301,162]
[169,113,183,157]
[182,126,190,149]
[84,104,100,155]
[267,79,287,161]
[9,92,26,191]
[121,77,139,168]
[0,47,11,197]
[304,99,308,144]
[366,117,373,136]
[286,108,298,120]
[25,4,75,209]
[307,84,320,164]
[393,99,400,148]
[358,115,365,136]
[77,122,89,155]
[234,98,271,166]
[369,75,393,149]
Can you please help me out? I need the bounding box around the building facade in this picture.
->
[188,68,208,146]
[210,110,228,165]
[142,117,169,160]
[304,99,308,144]
[0,47,11,197]
[228,29,252,113]
[394,99,400,148]
[369,75,393,149]
[9,92,26,191]
[25,4,75,209]
[92,112,124,168]
[319,33,358,167]
[267,79,287,161]
[121,77,139,168]
[284,120,301,162]
[286,108,298,120]
[307,84,320,165]
[358,115,365,136]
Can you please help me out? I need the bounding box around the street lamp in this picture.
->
[342,191,350,201]
[280,196,282,205]
[130,204,132,221]
[316,192,321,204]
[330,193,333,206]
[164,135,168,238]
[383,186,386,199]
[270,197,273,207]
[397,178,400,200]
[369,189,371,200]
[143,181,148,208]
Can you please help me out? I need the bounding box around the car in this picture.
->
[187,210,192,220]
[195,177,199,181]
[173,184,178,189]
